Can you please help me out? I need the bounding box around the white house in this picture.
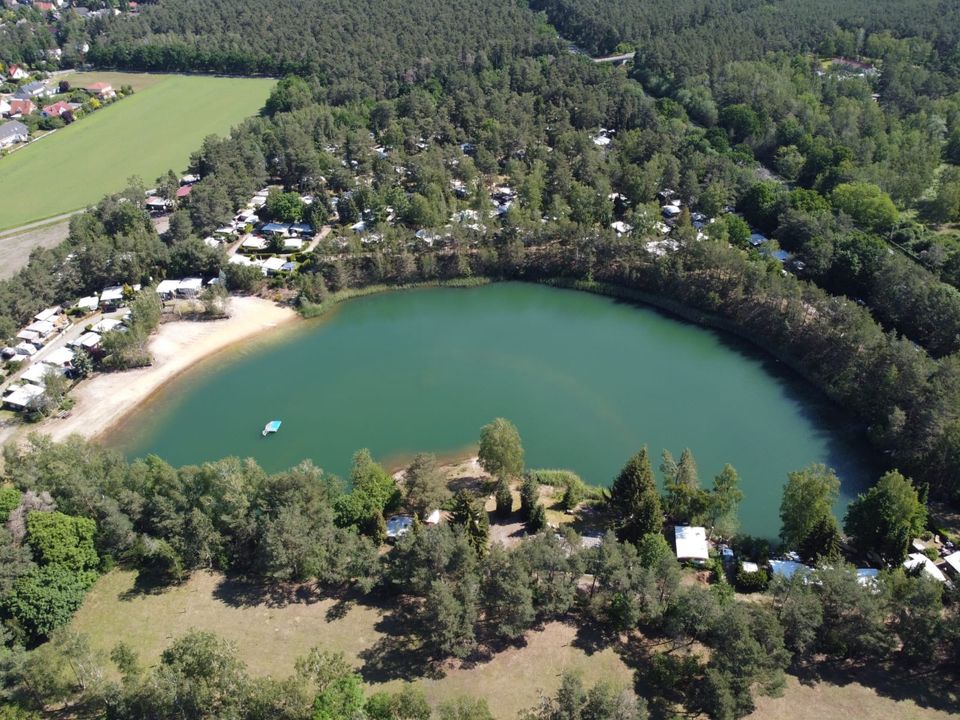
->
[91,318,123,333]
[44,347,75,368]
[674,526,709,562]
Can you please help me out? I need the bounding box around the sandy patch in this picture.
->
[28,296,297,444]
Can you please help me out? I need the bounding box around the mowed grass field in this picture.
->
[0,72,274,230]
[69,570,958,719]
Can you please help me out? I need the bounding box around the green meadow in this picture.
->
[0,73,274,230]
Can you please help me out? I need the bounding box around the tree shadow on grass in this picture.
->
[792,660,960,716]
[211,575,326,609]
[357,602,442,684]
[118,570,175,600]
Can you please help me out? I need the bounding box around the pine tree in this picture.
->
[608,447,662,544]
[450,490,489,557]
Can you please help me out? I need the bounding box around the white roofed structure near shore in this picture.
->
[674,526,709,561]
[769,559,812,580]
[944,551,960,579]
[904,553,948,583]
[21,362,63,386]
[92,318,123,334]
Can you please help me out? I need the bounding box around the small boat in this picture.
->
[262,420,282,437]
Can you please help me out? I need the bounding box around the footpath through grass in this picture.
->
[0,73,274,231]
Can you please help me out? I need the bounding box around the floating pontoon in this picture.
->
[262,420,282,436]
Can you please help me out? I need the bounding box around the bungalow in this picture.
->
[84,82,115,100]
[7,65,29,81]
[7,99,35,117]
[283,237,304,252]
[903,553,948,584]
[44,346,75,368]
[0,120,28,148]
[176,277,203,297]
[34,306,60,322]
[91,318,123,333]
[14,81,53,101]
[674,526,709,562]
[70,331,102,351]
[943,552,960,580]
[241,236,268,251]
[74,295,99,313]
[261,222,291,236]
[21,362,63,386]
[23,319,56,340]
[145,196,171,213]
[3,384,44,411]
[155,279,181,300]
[99,286,126,310]
[41,100,73,119]
[261,257,286,275]
[13,342,38,358]
[175,185,193,199]
[290,222,314,236]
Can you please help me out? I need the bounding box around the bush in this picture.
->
[735,567,770,593]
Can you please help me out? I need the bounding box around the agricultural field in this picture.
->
[0,72,274,231]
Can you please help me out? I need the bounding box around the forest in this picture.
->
[85,0,559,100]
[0,425,955,720]
[2,0,960,717]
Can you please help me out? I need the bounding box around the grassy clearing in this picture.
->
[67,70,165,93]
[0,74,274,230]
[71,570,631,718]
[748,675,957,720]
[71,570,955,719]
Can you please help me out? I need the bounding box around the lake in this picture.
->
[115,283,876,538]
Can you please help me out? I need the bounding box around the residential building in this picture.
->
[7,65,28,81]
[85,82,116,100]
[14,81,53,101]
[0,120,28,148]
[41,100,73,119]
[7,99,36,117]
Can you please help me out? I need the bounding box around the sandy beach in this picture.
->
[19,296,297,445]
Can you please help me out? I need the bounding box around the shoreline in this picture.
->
[19,295,298,446]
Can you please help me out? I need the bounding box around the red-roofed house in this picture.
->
[85,82,116,100]
[34,1,54,11]
[7,99,35,117]
[7,65,29,81]
[41,101,74,119]
[176,185,193,199]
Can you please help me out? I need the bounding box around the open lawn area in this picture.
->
[70,570,632,718]
[70,569,957,719]
[0,73,274,231]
